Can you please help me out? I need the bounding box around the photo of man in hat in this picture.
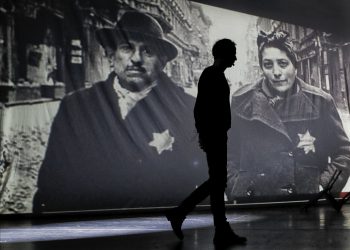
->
[33,11,208,213]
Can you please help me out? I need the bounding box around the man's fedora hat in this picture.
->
[96,11,178,62]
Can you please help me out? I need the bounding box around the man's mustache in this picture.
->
[126,66,146,73]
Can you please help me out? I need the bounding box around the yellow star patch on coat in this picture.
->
[149,129,175,155]
[297,130,316,154]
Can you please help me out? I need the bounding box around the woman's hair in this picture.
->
[212,39,236,60]
[257,30,297,68]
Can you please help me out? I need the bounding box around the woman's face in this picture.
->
[261,47,297,93]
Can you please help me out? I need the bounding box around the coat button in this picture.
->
[246,190,253,196]
[246,187,254,197]
[288,151,294,157]
[287,187,294,194]
[281,184,295,195]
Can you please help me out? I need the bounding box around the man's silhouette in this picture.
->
[166,39,247,247]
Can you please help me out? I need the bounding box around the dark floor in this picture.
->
[1,204,350,250]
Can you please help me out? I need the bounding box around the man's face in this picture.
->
[112,38,166,92]
[226,52,237,68]
[220,50,236,70]
[261,47,296,93]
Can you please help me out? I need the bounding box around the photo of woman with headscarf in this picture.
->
[226,30,350,203]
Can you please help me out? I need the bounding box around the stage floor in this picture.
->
[1,204,350,249]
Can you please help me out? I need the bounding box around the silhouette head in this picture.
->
[212,39,237,68]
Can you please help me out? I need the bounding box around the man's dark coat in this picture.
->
[33,72,207,212]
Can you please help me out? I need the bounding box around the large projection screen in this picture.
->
[0,0,349,214]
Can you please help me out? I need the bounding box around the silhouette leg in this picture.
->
[204,136,228,227]
[177,180,211,215]
[166,180,210,240]
[166,134,246,245]
[207,136,246,246]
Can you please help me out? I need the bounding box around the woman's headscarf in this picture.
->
[257,30,297,68]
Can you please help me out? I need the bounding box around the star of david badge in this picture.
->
[148,129,175,155]
[297,130,316,154]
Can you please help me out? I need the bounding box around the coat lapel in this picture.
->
[233,83,292,143]
[232,78,323,143]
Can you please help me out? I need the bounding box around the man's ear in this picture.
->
[159,55,168,70]
[105,47,115,69]
[104,47,115,58]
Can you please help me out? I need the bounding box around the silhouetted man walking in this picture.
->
[166,39,247,247]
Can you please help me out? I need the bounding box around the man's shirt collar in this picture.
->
[113,76,156,119]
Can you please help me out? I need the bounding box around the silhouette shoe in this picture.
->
[165,208,185,240]
[213,222,247,247]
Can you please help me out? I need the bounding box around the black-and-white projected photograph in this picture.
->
[0,0,350,214]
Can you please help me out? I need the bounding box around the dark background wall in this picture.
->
[192,0,350,39]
